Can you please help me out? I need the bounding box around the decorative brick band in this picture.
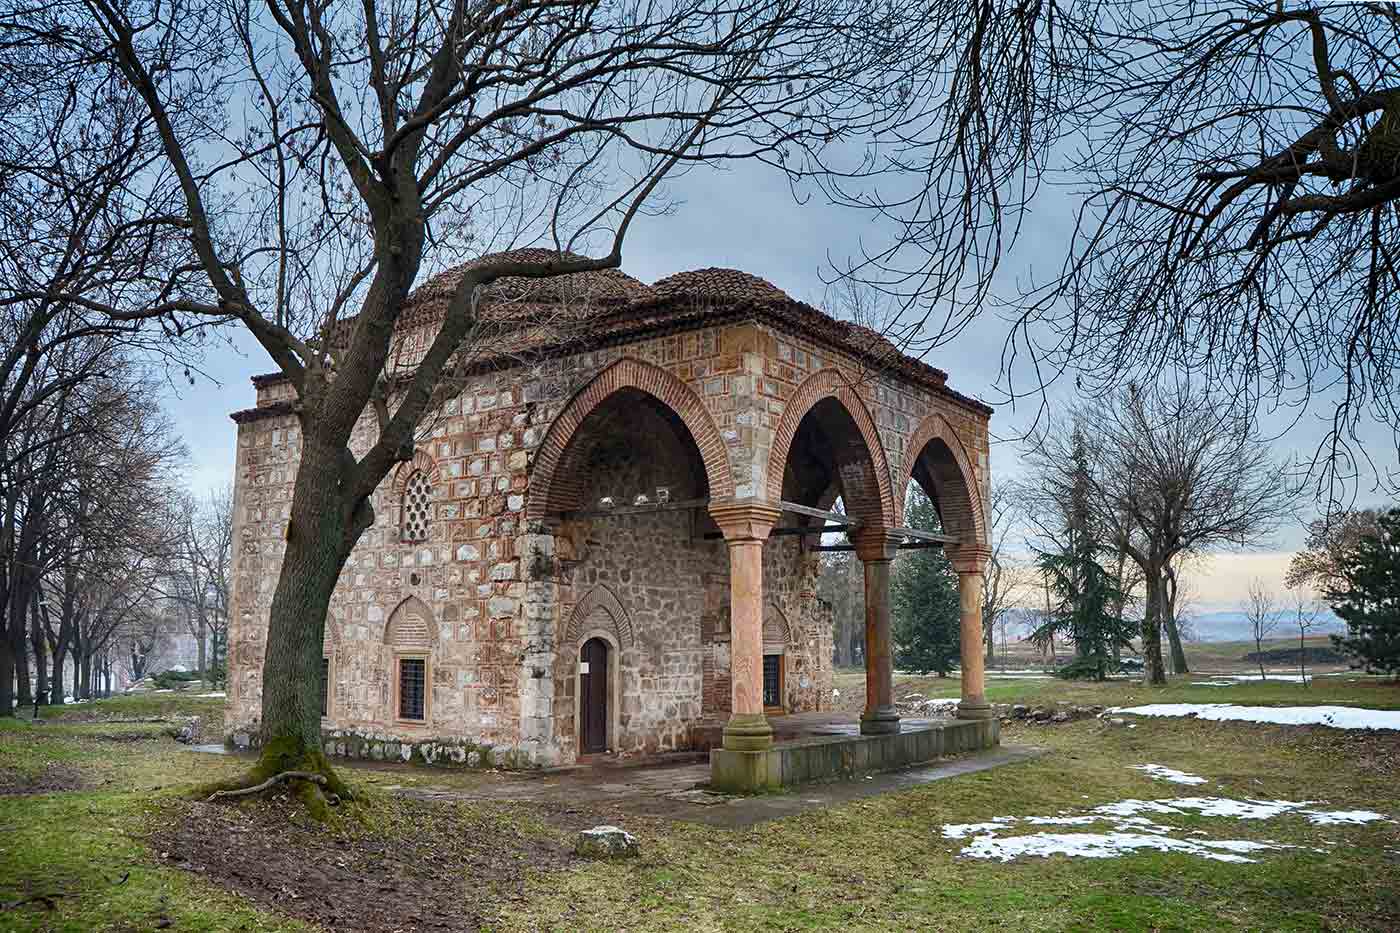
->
[562,583,635,649]
[528,357,736,522]
[764,368,895,529]
[897,412,986,552]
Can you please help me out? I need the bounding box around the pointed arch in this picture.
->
[527,357,734,522]
[321,615,340,656]
[763,601,794,647]
[563,584,635,648]
[392,447,440,494]
[898,411,986,548]
[384,595,437,648]
[765,368,895,528]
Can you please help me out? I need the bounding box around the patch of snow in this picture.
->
[959,831,1290,864]
[197,692,226,698]
[1109,703,1400,731]
[1132,764,1208,785]
[1304,810,1389,826]
[941,818,1015,839]
[942,794,1392,864]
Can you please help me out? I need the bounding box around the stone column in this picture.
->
[950,545,993,720]
[709,500,781,751]
[855,532,899,735]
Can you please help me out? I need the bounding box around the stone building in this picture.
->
[225,252,994,777]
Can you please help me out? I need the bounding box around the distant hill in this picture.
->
[997,606,1345,644]
[1184,609,1346,643]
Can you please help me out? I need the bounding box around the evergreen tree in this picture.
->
[1030,430,1135,679]
[1329,508,1400,677]
[891,488,961,675]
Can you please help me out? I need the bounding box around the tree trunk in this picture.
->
[79,652,91,700]
[0,637,13,717]
[30,601,48,706]
[239,439,362,810]
[49,645,66,705]
[1141,568,1168,685]
[13,622,30,708]
[1163,566,1189,673]
[984,623,995,667]
[1164,613,1189,675]
[197,616,207,675]
[1299,627,1307,686]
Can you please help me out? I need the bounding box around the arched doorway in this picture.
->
[579,637,610,754]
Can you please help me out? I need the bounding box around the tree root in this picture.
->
[2,893,64,911]
[206,770,328,803]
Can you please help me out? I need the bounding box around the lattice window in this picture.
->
[763,654,783,709]
[399,658,426,720]
[401,469,433,542]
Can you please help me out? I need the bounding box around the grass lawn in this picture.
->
[2,676,1398,931]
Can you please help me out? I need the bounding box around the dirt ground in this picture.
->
[0,762,89,797]
[156,789,609,932]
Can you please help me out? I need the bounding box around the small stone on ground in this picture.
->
[576,825,640,858]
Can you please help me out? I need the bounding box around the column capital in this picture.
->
[708,498,782,543]
[947,543,993,575]
[851,528,900,563]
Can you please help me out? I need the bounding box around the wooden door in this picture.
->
[580,638,609,754]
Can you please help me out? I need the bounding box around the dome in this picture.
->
[409,248,652,317]
[651,267,791,303]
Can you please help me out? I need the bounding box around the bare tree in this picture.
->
[1286,509,1384,637]
[167,487,233,676]
[980,482,1028,668]
[1025,385,1296,685]
[1244,579,1279,682]
[1012,3,1400,503]
[1289,589,1325,688]
[0,0,1045,797]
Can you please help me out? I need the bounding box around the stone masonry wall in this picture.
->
[224,314,977,767]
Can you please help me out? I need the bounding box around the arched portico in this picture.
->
[900,412,992,721]
[765,368,896,531]
[527,357,734,523]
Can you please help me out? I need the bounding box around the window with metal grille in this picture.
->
[762,654,782,708]
[399,658,426,720]
[401,469,433,542]
[320,657,330,717]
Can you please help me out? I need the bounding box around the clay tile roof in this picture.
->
[430,248,648,305]
[651,267,790,303]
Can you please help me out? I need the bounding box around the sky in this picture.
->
[155,157,1386,617]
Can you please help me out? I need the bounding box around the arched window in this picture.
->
[401,469,433,542]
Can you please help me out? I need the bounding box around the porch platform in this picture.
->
[706,712,1000,793]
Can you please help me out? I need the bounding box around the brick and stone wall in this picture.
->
[225,298,983,768]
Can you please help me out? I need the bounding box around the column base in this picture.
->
[722,713,773,751]
[860,706,901,735]
[958,700,994,720]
